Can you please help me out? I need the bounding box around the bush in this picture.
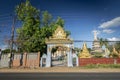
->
[2,49,17,54]
[92,52,103,58]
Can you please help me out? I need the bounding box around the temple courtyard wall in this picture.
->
[1,52,120,68]
[0,52,40,68]
[79,58,120,66]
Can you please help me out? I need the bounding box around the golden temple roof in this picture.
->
[79,42,91,58]
[45,25,73,44]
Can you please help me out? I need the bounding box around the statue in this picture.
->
[113,46,118,54]
[104,48,110,58]
[92,30,103,53]
[93,30,98,41]
[79,42,91,58]
[110,46,119,58]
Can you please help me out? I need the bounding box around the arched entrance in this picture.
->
[45,26,73,67]
[51,45,71,66]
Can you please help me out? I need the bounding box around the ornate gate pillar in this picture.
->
[46,45,52,67]
[67,44,73,67]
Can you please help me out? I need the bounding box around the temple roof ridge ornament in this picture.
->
[51,25,67,39]
[46,25,73,44]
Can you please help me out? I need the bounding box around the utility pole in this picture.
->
[9,15,16,68]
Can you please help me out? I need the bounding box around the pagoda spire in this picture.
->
[79,42,91,58]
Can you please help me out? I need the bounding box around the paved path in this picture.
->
[0,73,120,80]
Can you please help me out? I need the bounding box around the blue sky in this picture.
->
[0,0,120,49]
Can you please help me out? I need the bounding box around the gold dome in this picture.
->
[79,42,91,58]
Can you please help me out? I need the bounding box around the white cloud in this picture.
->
[102,29,115,34]
[99,17,120,28]
[107,37,120,41]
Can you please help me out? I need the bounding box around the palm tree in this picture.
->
[115,42,120,51]
[99,38,104,47]
[99,38,109,48]
[104,39,108,48]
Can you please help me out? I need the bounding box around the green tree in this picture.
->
[2,49,17,54]
[42,11,52,27]
[15,0,70,54]
[56,17,64,27]
[115,42,120,51]
[55,17,70,36]
[16,0,40,52]
[99,38,108,48]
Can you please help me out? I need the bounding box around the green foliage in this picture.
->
[99,38,109,48]
[74,47,81,53]
[15,0,70,54]
[16,0,40,21]
[92,52,103,58]
[16,0,40,52]
[115,42,120,51]
[56,16,64,27]
[88,48,91,52]
[2,49,17,54]
[42,11,52,27]
[55,17,71,36]
[83,64,120,68]
[108,41,120,52]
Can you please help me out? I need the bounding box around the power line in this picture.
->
[0,20,12,23]
[0,14,12,20]
[0,13,12,17]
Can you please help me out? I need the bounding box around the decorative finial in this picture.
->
[93,30,98,40]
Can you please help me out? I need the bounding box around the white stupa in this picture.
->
[92,30,103,53]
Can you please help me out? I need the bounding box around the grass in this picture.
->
[82,64,120,69]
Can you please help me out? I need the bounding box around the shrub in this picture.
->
[92,52,103,58]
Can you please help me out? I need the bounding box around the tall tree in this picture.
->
[42,11,52,27]
[55,17,70,36]
[16,0,40,52]
[99,38,108,48]
[115,42,120,51]
[15,0,70,53]
[56,17,64,27]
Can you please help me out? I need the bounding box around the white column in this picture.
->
[67,44,73,67]
[40,58,43,67]
[46,45,51,67]
[76,56,79,67]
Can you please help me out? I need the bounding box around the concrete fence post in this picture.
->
[36,52,40,67]
[23,52,27,67]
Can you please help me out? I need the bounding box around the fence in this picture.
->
[79,58,120,66]
[23,52,40,68]
[0,54,9,68]
[0,52,40,68]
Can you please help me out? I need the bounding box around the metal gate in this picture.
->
[52,53,67,67]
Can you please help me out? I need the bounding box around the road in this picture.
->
[0,73,120,80]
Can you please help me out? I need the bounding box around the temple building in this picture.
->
[92,30,103,53]
[79,42,91,58]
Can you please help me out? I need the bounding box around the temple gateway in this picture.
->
[45,26,74,67]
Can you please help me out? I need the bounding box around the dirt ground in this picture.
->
[0,67,120,73]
